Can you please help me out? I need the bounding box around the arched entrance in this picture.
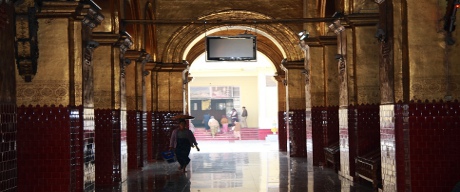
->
[154,10,304,141]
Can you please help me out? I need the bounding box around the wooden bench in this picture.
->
[355,149,382,190]
[323,142,340,172]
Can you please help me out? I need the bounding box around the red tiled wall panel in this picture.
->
[326,107,339,146]
[408,101,460,191]
[0,103,17,192]
[278,111,287,152]
[95,109,120,186]
[17,105,78,192]
[311,107,325,166]
[289,110,307,157]
[146,112,153,162]
[348,105,357,178]
[127,110,139,170]
[355,104,380,156]
[149,111,183,160]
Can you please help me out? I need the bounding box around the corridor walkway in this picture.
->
[97,140,374,192]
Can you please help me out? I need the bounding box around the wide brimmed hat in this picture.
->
[172,114,195,121]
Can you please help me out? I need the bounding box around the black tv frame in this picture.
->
[206,35,257,61]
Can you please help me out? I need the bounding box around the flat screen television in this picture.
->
[206,35,257,61]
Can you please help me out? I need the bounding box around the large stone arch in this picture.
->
[144,2,158,60]
[161,10,303,74]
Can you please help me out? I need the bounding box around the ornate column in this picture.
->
[299,34,315,192]
[376,0,399,191]
[79,2,104,191]
[329,15,352,180]
[281,60,307,157]
[299,38,313,161]
[117,31,132,182]
[138,52,150,168]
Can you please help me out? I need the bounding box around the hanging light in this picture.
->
[374,0,385,4]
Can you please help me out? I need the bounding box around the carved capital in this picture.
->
[118,31,133,55]
[80,4,104,29]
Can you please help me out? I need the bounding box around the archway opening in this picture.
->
[188,51,279,141]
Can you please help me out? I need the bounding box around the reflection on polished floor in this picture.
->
[97,140,374,192]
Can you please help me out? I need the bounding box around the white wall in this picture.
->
[189,76,259,127]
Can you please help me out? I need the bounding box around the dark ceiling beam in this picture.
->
[122,17,337,25]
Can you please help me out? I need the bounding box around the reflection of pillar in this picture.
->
[329,18,352,180]
[80,3,104,190]
[117,32,132,183]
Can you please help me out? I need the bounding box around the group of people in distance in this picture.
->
[168,107,249,173]
[202,107,248,139]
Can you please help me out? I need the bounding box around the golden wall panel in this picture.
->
[35,18,70,81]
[411,76,460,101]
[355,26,380,104]
[16,18,71,106]
[288,69,306,110]
[93,45,113,109]
[157,72,171,111]
[125,62,136,110]
[310,47,326,106]
[407,0,447,100]
[94,91,112,109]
[324,45,339,106]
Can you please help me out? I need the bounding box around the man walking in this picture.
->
[241,106,248,128]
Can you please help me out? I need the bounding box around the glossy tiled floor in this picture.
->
[97,139,374,192]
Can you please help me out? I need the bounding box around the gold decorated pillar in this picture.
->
[328,16,353,180]
[116,31,133,183]
[300,38,314,184]
[125,50,150,168]
[78,2,104,190]
[281,60,307,157]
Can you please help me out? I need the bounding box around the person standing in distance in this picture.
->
[230,108,238,126]
[241,106,248,128]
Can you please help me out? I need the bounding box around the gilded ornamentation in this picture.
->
[16,80,81,106]
[82,7,104,30]
[411,77,459,101]
[15,6,39,82]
